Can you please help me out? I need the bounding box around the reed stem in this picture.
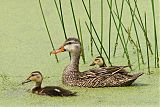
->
[108,0,112,59]
[144,12,150,74]
[106,0,132,69]
[89,0,93,56]
[58,0,67,40]
[38,0,59,62]
[127,0,144,64]
[79,20,86,64]
[82,0,112,66]
[113,0,125,57]
[69,0,80,39]
[134,0,153,55]
[100,0,103,54]
[151,0,159,68]
[85,22,108,65]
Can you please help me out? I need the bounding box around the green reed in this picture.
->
[82,0,112,66]
[70,0,85,63]
[113,0,125,57]
[38,0,59,62]
[106,0,132,69]
[151,0,159,68]
[136,42,140,69]
[89,0,93,56]
[144,12,150,74]
[58,0,67,40]
[134,0,153,55]
[54,0,71,59]
[108,0,112,59]
[100,0,103,54]
[79,20,86,64]
[53,0,61,21]
[70,0,80,39]
[126,0,144,64]
[85,22,110,65]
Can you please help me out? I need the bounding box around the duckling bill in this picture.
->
[90,56,107,67]
[22,71,76,96]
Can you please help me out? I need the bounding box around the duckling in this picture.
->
[90,56,130,75]
[50,37,144,87]
[90,56,107,67]
[22,71,76,96]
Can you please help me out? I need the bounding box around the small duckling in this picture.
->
[90,56,131,74]
[90,56,107,67]
[90,56,131,68]
[22,71,77,96]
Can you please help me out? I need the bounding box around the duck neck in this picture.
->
[32,82,42,92]
[69,51,80,72]
[64,51,80,74]
[100,62,107,67]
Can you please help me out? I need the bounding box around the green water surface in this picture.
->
[0,0,160,107]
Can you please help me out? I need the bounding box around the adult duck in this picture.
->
[22,71,76,96]
[50,38,143,87]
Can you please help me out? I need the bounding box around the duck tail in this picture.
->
[122,72,144,86]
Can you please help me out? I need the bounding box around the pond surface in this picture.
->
[0,0,159,107]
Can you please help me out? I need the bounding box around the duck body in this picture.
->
[51,38,143,88]
[63,65,143,87]
[22,71,76,96]
[32,86,76,96]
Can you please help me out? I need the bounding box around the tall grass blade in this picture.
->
[79,20,86,64]
[58,0,67,40]
[38,0,59,62]
[85,22,109,65]
[151,0,159,68]
[100,0,103,54]
[89,0,93,56]
[106,0,132,69]
[126,0,144,64]
[70,0,86,63]
[134,0,153,55]
[69,0,80,39]
[82,0,112,66]
[113,0,125,57]
[108,0,112,59]
[144,12,150,74]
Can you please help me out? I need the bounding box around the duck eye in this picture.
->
[68,42,72,45]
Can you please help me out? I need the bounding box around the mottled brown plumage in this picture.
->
[50,38,143,88]
[22,71,76,96]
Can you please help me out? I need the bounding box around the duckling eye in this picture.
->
[68,42,72,45]
[31,74,35,76]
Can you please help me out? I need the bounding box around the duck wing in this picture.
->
[78,67,143,87]
[39,86,77,96]
[79,66,129,78]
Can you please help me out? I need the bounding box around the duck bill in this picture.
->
[22,79,31,85]
[90,62,95,66]
[50,46,65,55]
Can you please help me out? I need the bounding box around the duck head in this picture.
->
[22,71,43,85]
[50,38,81,55]
[90,56,106,67]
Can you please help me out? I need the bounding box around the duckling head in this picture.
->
[50,38,81,55]
[22,71,43,85]
[90,56,106,67]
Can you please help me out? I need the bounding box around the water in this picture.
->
[0,0,159,107]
